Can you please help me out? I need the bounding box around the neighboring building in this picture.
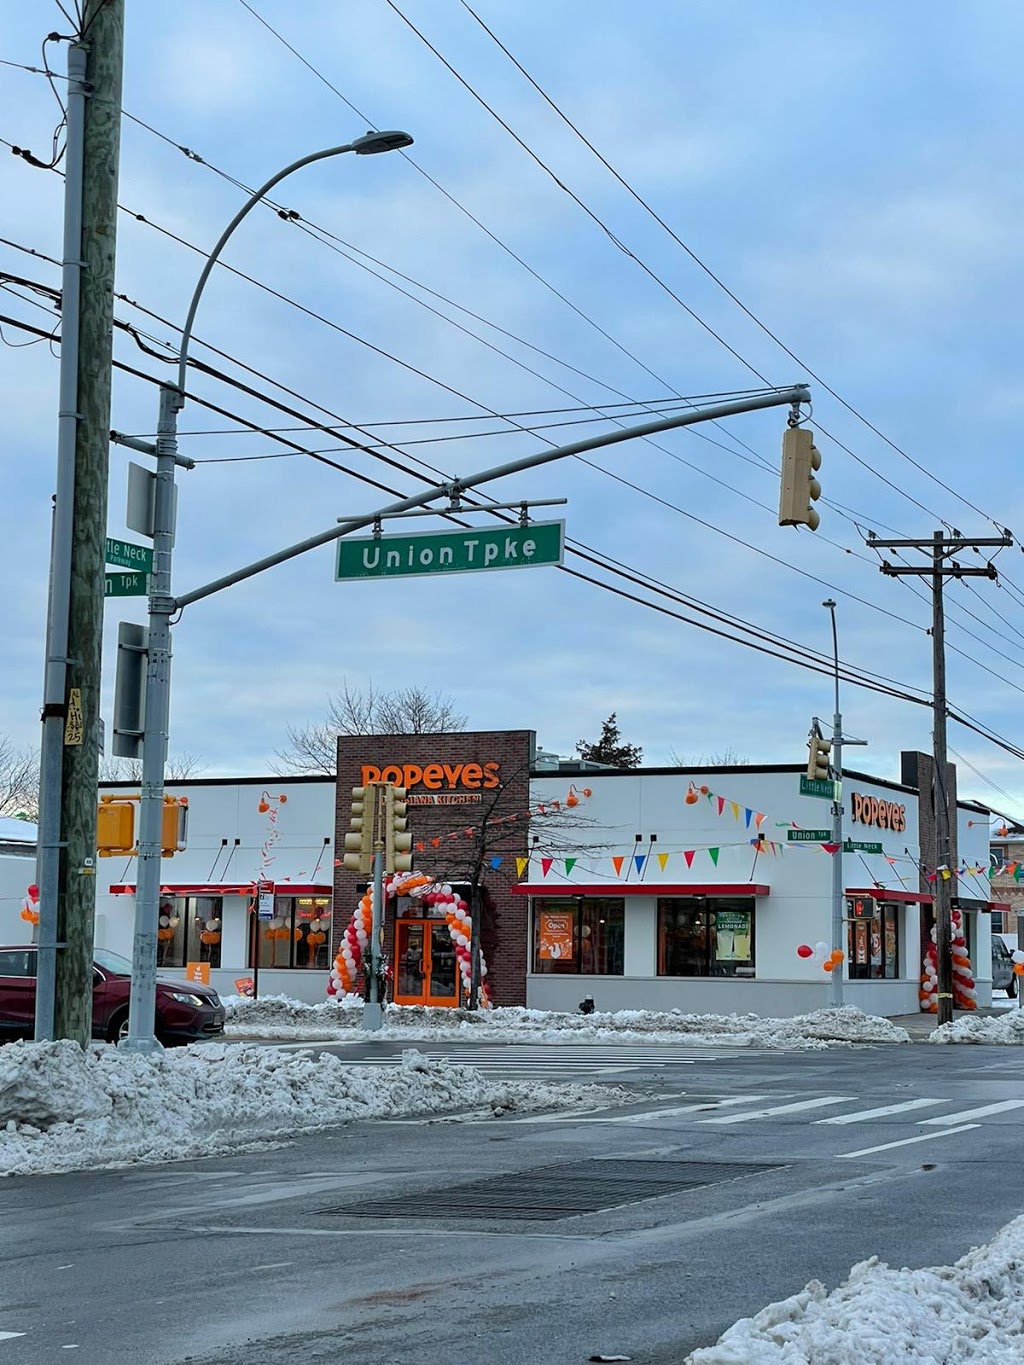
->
[0,818,37,946]
[989,823,1024,942]
[6,736,1001,1017]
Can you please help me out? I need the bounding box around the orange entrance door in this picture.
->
[394,919,461,1007]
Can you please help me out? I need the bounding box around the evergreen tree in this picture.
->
[575,713,643,768]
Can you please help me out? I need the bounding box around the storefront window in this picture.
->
[657,898,755,977]
[848,902,899,979]
[253,895,332,969]
[532,898,624,974]
[156,896,223,970]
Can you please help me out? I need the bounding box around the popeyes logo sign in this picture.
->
[851,791,906,833]
[360,761,501,791]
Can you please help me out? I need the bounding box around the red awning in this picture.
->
[846,887,933,906]
[108,883,333,897]
[511,883,770,898]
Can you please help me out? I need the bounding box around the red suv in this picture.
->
[0,945,226,1045]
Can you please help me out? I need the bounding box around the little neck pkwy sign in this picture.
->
[336,521,564,581]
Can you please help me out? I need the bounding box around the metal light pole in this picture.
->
[122,131,414,1051]
[823,600,845,1006]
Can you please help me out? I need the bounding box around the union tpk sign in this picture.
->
[336,521,564,582]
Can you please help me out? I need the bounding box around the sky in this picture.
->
[2,0,1024,819]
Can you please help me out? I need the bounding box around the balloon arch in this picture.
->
[328,869,492,1007]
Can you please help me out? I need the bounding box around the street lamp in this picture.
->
[121,132,413,1052]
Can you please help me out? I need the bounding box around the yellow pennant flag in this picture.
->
[729,801,740,821]
[657,852,670,872]
[516,857,529,878]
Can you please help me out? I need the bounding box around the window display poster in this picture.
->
[538,911,575,961]
[713,911,751,961]
[186,961,210,985]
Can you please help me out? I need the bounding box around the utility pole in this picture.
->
[46,1,125,1045]
[870,529,1012,1026]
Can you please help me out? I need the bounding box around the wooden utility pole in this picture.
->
[870,529,1012,1026]
[54,0,125,1044]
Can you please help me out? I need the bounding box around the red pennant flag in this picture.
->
[822,843,841,854]
[541,857,554,877]
[755,813,765,829]
[683,849,695,868]
[611,856,625,876]
[716,796,726,816]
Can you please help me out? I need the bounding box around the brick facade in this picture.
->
[901,750,958,894]
[333,730,535,1005]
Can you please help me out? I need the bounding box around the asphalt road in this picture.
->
[3,1039,1024,1363]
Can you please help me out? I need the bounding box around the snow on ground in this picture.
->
[686,1213,1024,1363]
[931,1010,1024,1045]
[223,997,910,1048]
[0,1040,623,1178]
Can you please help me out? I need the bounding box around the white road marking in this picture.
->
[0,1331,26,1341]
[249,1261,294,1272]
[918,1099,1024,1126]
[836,1123,980,1159]
[815,1098,946,1125]
[698,1095,854,1124]
[533,1096,773,1125]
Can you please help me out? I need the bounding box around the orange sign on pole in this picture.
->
[538,911,575,962]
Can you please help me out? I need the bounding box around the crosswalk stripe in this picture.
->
[815,1098,946,1125]
[836,1123,980,1159]
[918,1099,1024,1126]
[556,1096,773,1125]
[0,1331,26,1341]
[698,1095,854,1125]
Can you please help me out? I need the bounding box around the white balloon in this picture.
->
[442,884,452,896]
[159,915,170,927]
[169,916,181,928]
[1013,950,1024,965]
[814,941,829,957]
[479,963,488,976]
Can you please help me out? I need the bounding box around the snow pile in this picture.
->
[687,1213,1024,1363]
[0,1041,623,1177]
[224,999,909,1048]
[930,1010,1024,1045]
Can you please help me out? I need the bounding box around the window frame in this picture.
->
[531,897,625,975]
[656,897,756,978]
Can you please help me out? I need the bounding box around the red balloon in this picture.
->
[796,944,814,959]
[27,884,39,900]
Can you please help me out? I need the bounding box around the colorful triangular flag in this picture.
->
[564,857,577,876]
[729,802,740,821]
[515,856,528,878]
[541,857,554,877]
[683,849,695,869]
[612,855,625,876]
[634,855,647,876]
[708,847,720,866]
[755,813,765,830]
[717,796,726,816]
[657,852,670,872]
[490,856,503,870]
[744,808,753,828]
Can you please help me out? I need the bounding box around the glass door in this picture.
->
[393,920,462,1007]
[428,923,459,1006]
[396,921,426,1004]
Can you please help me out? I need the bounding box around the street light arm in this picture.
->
[175,142,356,392]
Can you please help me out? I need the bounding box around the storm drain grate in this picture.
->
[321,1158,786,1222]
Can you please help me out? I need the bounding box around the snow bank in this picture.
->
[930,1010,1024,1045]
[686,1213,1024,1363]
[224,999,910,1048]
[0,1040,622,1177]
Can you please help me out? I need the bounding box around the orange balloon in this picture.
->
[822,961,834,972]
[1014,963,1024,976]
[279,794,288,803]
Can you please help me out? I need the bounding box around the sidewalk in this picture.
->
[891,1005,1015,1040]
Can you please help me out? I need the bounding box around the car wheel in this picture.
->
[106,1009,130,1045]
[1008,977,1018,999]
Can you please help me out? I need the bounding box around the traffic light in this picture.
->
[779,427,822,531]
[97,797,135,857]
[343,785,375,874]
[161,797,189,857]
[807,731,832,781]
[385,784,414,873]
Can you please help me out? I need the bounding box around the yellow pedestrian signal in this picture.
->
[343,785,375,875]
[97,798,135,856]
[779,427,822,530]
[385,784,413,873]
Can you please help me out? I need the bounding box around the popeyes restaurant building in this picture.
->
[334,732,1001,1018]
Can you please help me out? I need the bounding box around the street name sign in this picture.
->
[104,570,149,597]
[844,839,883,854]
[787,829,832,842]
[336,521,565,582]
[105,537,153,573]
[799,775,837,800]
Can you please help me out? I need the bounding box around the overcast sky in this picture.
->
[2,1,1024,818]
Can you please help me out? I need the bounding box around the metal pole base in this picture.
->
[119,1034,164,1054]
[362,1001,383,1032]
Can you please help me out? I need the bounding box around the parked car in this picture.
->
[0,945,226,1044]
[992,934,1017,998]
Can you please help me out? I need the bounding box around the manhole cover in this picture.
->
[321,1157,785,1222]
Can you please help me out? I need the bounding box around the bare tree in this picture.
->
[668,747,750,766]
[0,734,38,820]
[275,680,467,776]
[98,752,207,782]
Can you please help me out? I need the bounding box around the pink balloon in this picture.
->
[796,944,814,959]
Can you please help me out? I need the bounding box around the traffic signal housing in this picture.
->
[779,427,822,531]
[385,784,414,873]
[807,732,832,781]
[96,794,188,857]
[343,785,375,874]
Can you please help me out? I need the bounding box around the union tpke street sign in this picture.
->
[104,570,149,598]
[336,521,565,582]
[105,537,153,573]
[787,829,833,842]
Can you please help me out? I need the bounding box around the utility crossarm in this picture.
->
[173,384,810,612]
